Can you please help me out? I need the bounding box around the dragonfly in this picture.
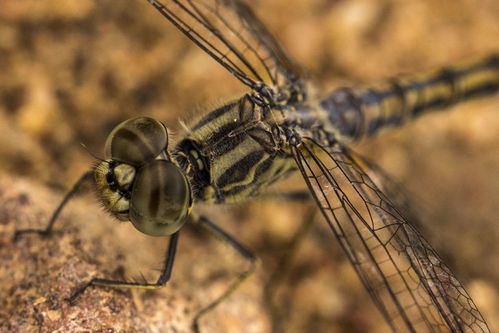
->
[14,0,498,332]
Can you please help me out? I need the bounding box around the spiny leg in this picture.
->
[191,215,257,333]
[14,171,94,241]
[67,231,180,303]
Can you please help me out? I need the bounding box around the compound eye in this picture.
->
[129,160,192,236]
[104,117,168,165]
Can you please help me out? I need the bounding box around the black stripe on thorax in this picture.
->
[203,123,246,157]
[191,101,237,131]
[218,152,277,200]
[216,150,264,189]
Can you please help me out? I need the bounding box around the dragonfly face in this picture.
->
[94,117,192,236]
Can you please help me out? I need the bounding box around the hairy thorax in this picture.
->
[174,94,296,204]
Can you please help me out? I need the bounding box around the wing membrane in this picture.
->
[147,0,303,98]
[292,138,489,333]
[350,152,431,233]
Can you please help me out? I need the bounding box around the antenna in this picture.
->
[80,142,105,162]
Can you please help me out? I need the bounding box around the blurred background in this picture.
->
[0,0,497,332]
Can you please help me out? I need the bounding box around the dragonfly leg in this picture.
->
[67,231,179,303]
[191,215,257,333]
[264,205,317,333]
[258,190,311,202]
[14,171,94,241]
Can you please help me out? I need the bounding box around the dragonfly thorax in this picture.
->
[94,117,193,237]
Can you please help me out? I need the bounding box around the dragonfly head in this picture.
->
[94,117,192,236]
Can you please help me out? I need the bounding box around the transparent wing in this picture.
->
[147,0,304,101]
[350,152,429,233]
[291,138,489,333]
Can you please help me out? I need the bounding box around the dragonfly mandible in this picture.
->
[14,0,498,332]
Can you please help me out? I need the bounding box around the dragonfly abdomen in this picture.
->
[321,54,499,140]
